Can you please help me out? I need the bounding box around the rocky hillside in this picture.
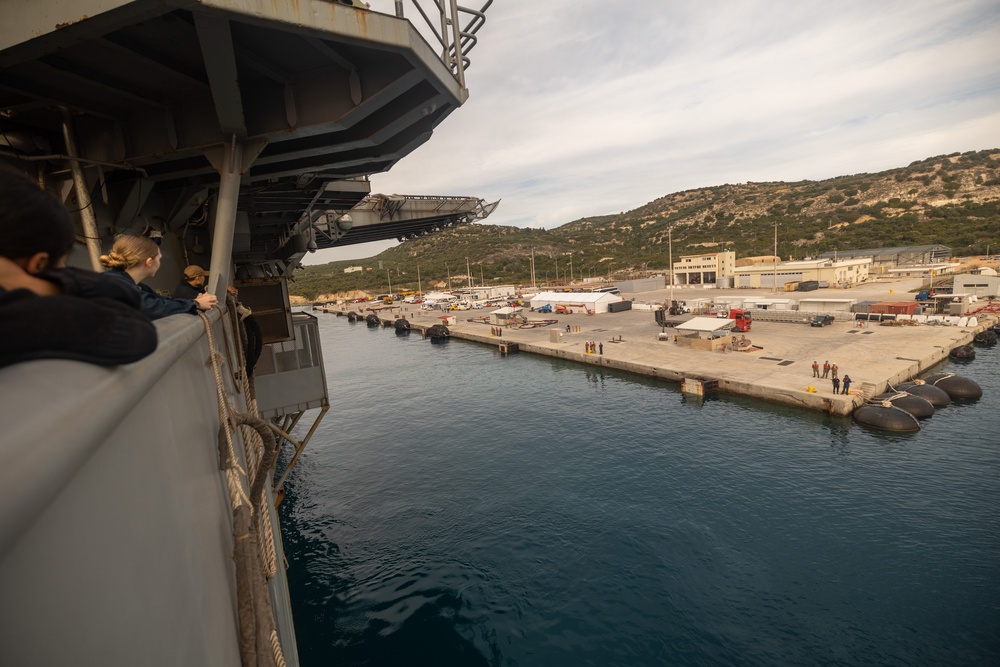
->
[292,149,1000,299]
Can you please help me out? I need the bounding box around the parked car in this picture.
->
[810,315,835,327]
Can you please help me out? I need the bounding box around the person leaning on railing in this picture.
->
[100,235,217,319]
[0,168,157,369]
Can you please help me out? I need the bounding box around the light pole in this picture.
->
[668,227,674,305]
[773,222,778,293]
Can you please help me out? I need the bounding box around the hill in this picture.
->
[291,148,1000,300]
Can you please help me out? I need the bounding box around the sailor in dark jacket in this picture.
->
[0,168,157,368]
[0,266,157,368]
[99,235,217,319]
[173,264,208,300]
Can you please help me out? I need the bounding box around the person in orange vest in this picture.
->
[812,360,820,377]
[822,360,830,378]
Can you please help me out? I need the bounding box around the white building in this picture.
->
[952,273,1000,298]
[733,258,871,289]
[797,298,857,313]
[528,291,624,314]
[672,251,736,286]
[343,265,363,273]
[454,285,517,301]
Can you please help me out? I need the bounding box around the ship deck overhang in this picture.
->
[0,0,486,266]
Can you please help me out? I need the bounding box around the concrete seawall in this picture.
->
[329,306,994,417]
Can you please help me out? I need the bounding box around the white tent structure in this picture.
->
[529,291,623,314]
[675,317,734,338]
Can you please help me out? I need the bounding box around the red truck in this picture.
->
[730,308,752,332]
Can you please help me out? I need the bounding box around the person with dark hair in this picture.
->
[0,168,158,369]
[100,234,217,319]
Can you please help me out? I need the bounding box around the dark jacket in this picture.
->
[172,280,202,300]
[0,267,157,369]
[102,269,197,320]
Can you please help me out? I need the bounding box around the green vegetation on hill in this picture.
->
[291,149,1000,299]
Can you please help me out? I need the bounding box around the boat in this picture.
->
[0,1,495,664]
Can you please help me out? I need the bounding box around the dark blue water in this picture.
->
[279,316,1000,667]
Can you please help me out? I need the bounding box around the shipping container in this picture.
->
[797,281,820,291]
[607,300,633,313]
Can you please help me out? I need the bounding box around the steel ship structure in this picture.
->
[0,1,495,664]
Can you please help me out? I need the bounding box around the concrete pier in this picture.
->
[322,283,996,417]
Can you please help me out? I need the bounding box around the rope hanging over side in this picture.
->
[200,312,284,667]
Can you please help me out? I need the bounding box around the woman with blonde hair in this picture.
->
[100,234,217,319]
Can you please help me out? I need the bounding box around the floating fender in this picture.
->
[426,324,450,339]
[973,329,997,345]
[948,344,975,360]
[365,313,381,327]
[923,372,983,401]
[895,381,951,407]
[394,318,411,334]
[346,311,359,322]
[854,403,920,432]
[873,392,935,419]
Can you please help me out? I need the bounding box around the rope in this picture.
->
[199,312,284,667]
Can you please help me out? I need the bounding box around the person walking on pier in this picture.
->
[841,375,852,395]
[832,376,840,393]
[822,361,830,378]
[812,360,820,377]
[599,342,603,355]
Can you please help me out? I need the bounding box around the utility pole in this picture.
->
[417,264,422,298]
[773,222,778,293]
[530,247,536,290]
[446,262,451,290]
[466,256,472,288]
[569,254,573,284]
[387,269,392,297]
[668,227,674,305]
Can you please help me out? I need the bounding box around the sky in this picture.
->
[304,0,1000,264]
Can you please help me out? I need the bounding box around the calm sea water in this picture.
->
[279,315,1000,667]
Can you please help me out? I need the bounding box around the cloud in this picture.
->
[306,0,1000,263]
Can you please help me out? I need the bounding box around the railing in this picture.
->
[367,0,493,88]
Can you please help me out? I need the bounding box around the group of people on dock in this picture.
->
[813,360,852,394]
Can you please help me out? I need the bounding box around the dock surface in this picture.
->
[321,280,996,416]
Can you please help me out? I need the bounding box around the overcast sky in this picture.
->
[304,0,1000,264]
